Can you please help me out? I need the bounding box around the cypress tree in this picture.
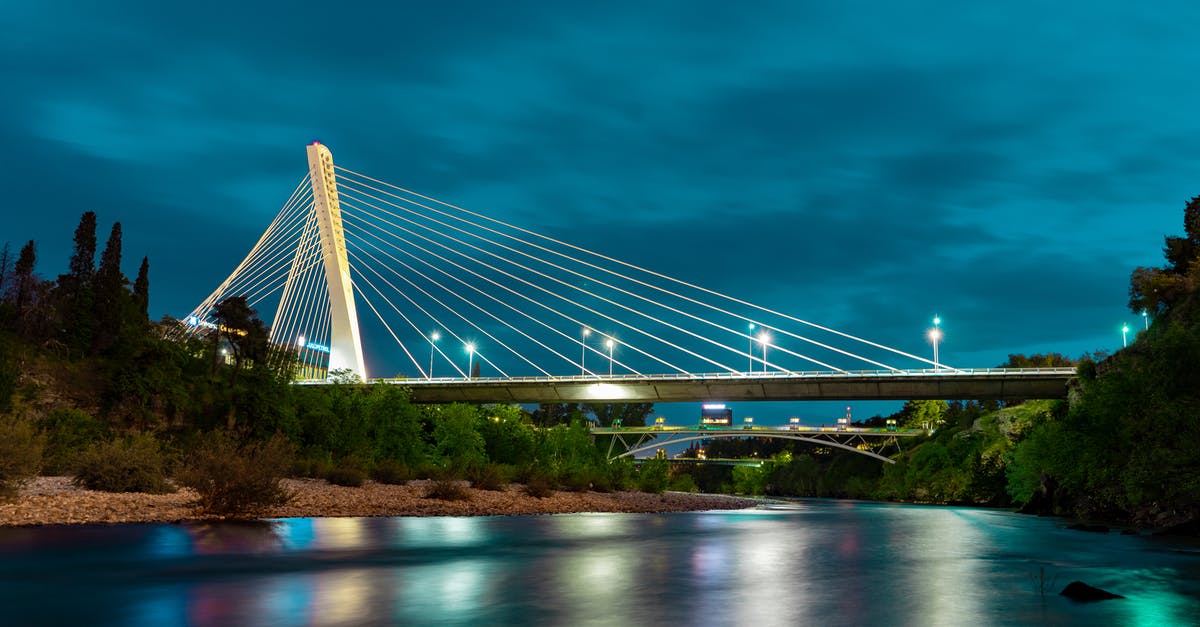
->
[132,256,150,323]
[13,240,35,313]
[57,212,98,355]
[92,222,127,355]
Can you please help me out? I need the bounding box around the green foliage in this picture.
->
[637,457,671,493]
[177,431,294,515]
[730,464,768,495]
[0,418,44,499]
[72,434,173,494]
[478,404,536,465]
[669,474,699,493]
[38,407,108,474]
[0,340,18,413]
[433,403,486,471]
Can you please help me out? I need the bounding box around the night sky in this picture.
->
[4,2,1199,419]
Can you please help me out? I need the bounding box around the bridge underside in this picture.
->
[384,370,1073,404]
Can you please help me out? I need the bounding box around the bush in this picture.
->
[325,466,366,487]
[73,435,173,494]
[177,431,294,515]
[636,457,671,493]
[0,418,44,500]
[424,478,471,501]
[669,474,700,493]
[468,464,509,491]
[371,459,410,485]
[523,473,555,498]
[39,408,108,474]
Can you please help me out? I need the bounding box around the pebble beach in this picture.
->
[0,477,757,526]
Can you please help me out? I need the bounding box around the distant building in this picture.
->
[700,403,733,426]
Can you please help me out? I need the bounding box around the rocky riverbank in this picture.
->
[0,477,757,526]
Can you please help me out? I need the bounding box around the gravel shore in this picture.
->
[0,477,757,526]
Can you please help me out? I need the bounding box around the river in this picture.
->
[1,500,1197,626]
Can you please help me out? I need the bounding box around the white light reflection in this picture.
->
[392,516,489,548]
[393,559,498,624]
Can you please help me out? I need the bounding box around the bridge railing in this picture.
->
[339,366,1076,385]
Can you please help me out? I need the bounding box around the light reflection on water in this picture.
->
[1,501,1198,626]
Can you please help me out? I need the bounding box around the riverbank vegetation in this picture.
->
[672,196,1200,530]
[0,213,665,513]
[2,196,1198,529]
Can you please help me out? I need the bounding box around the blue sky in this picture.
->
[3,2,1199,420]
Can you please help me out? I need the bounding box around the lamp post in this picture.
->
[1142,309,1149,330]
[466,342,476,378]
[581,328,591,375]
[1122,324,1129,348]
[429,331,440,379]
[928,316,942,370]
[758,330,771,372]
[747,323,756,373]
[605,338,614,377]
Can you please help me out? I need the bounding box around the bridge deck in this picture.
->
[342,368,1074,403]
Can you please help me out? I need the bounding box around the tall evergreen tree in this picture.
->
[132,256,150,322]
[12,240,36,313]
[57,212,98,355]
[92,222,127,355]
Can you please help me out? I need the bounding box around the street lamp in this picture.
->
[605,337,615,376]
[581,328,591,375]
[757,330,771,372]
[928,316,942,370]
[1121,324,1129,348]
[747,322,756,372]
[429,331,440,379]
[466,342,476,378]
[1142,309,1149,330]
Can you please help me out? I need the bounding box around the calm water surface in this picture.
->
[1,500,1197,626]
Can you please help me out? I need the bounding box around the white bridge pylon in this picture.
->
[182,142,367,381]
[182,143,955,383]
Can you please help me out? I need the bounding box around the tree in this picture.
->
[898,399,948,430]
[584,402,655,427]
[56,212,98,355]
[132,257,150,322]
[531,402,584,427]
[210,296,272,429]
[433,403,486,471]
[1129,195,1200,314]
[10,240,36,313]
[92,222,128,355]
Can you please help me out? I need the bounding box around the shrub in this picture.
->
[669,474,699,493]
[326,466,366,487]
[371,459,410,485]
[637,457,671,494]
[424,478,471,501]
[38,408,107,475]
[523,473,555,498]
[0,418,44,500]
[557,467,595,492]
[177,431,294,515]
[73,435,173,494]
[468,464,509,491]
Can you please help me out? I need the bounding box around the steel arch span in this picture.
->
[608,432,905,464]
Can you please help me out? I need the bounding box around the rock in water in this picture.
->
[1059,581,1125,601]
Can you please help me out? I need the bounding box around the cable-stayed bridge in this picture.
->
[181,143,1074,403]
